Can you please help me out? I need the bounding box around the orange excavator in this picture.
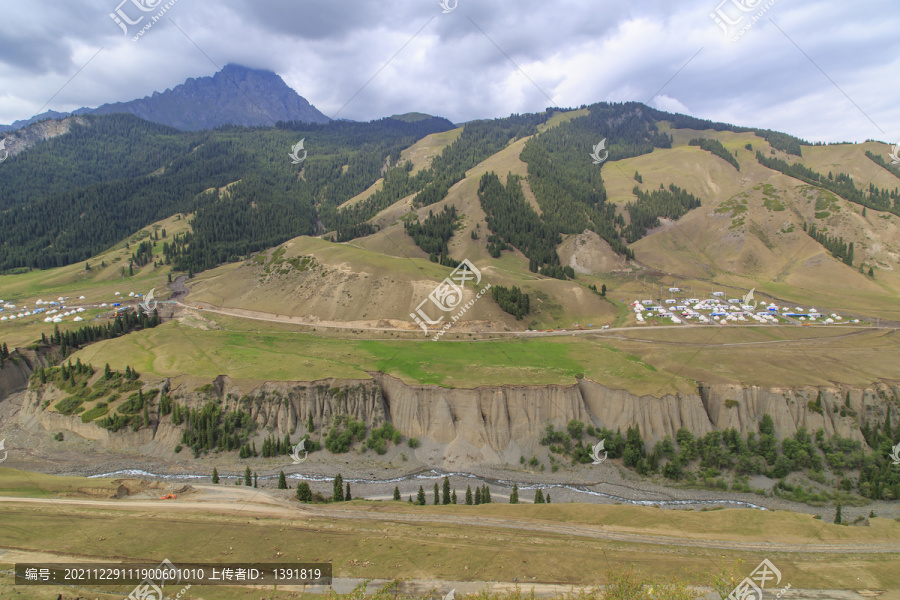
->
[160,494,177,500]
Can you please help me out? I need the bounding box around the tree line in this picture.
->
[478,172,573,278]
[757,151,899,216]
[541,407,899,501]
[803,222,854,265]
[491,285,531,319]
[404,205,461,266]
[624,184,702,243]
[689,138,740,170]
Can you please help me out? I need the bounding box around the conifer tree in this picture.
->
[474,487,482,505]
[278,471,287,489]
[534,489,545,504]
[333,474,344,502]
[416,486,426,505]
[296,482,312,502]
[345,482,352,501]
[211,467,219,484]
[393,486,401,501]
[465,485,473,505]
[510,483,519,504]
[244,466,252,486]
[442,477,451,505]
[433,482,440,505]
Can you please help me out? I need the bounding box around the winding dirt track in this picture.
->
[1,489,897,556]
[175,299,895,343]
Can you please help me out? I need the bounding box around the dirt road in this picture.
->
[1,487,897,555]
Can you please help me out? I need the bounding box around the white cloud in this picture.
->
[652,95,692,116]
[0,0,896,142]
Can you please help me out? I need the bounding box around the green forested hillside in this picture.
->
[323,112,550,242]
[0,114,454,272]
[6,101,896,288]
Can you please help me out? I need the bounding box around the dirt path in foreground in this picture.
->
[1,489,897,555]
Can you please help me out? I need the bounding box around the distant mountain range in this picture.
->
[0,64,331,133]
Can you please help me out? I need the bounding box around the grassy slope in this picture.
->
[338,128,463,209]
[0,214,190,348]
[190,110,621,331]
[627,132,900,320]
[69,311,900,393]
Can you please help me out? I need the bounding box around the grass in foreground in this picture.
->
[0,470,897,591]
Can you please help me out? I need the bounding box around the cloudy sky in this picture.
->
[0,0,897,142]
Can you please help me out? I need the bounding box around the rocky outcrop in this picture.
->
[0,348,54,401]
[0,116,88,156]
[15,372,897,466]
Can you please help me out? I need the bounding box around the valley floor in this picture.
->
[0,475,898,598]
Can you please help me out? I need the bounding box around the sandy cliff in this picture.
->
[13,369,896,467]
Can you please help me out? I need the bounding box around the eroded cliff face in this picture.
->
[1,116,88,157]
[15,372,898,466]
[0,349,53,402]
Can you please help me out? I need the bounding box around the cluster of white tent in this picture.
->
[1,300,47,322]
[42,307,86,323]
[1,295,91,324]
[633,292,852,326]
[0,290,145,326]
